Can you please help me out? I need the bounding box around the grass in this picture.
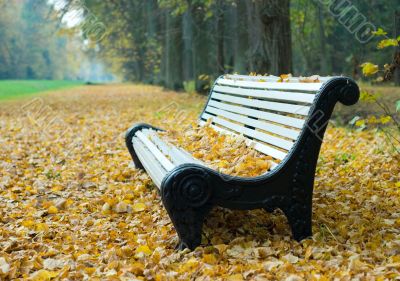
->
[0,80,83,100]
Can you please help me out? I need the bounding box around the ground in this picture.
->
[333,83,400,124]
[0,84,399,280]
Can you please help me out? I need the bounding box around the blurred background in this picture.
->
[0,0,398,96]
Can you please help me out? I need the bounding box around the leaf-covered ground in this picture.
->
[0,85,399,280]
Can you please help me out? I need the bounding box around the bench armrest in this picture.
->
[125,123,165,169]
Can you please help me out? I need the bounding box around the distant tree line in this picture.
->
[75,0,293,90]
[0,0,398,88]
[0,0,82,80]
[73,0,398,91]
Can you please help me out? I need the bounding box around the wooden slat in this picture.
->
[202,113,290,158]
[224,74,333,83]
[203,113,293,150]
[217,77,323,92]
[173,146,205,165]
[205,106,300,140]
[213,85,316,104]
[207,100,305,129]
[143,129,204,166]
[133,138,166,188]
[199,120,284,164]
[212,92,310,116]
[142,129,186,165]
[135,131,175,171]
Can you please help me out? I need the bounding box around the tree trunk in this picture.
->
[245,1,259,72]
[317,5,330,75]
[394,10,400,86]
[146,0,157,37]
[246,0,292,75]
[233,0,248,74]
[165,11,183,89]
[182,4,195,82]
[224,4,235,73]
[193,11,212,92]
[215,0,225,73]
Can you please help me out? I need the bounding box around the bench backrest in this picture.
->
[200,75,329,166]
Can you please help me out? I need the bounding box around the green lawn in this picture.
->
[0,80,83,100]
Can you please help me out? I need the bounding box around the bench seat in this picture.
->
[125,74,360,250]
[132,128,204,188]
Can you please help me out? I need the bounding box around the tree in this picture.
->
[232,0,248,74]
[164,9,183,89]
[0,0,81,80]
[246,0,292,75]
[182,2,195,82]
[394,10,400,86]
[61,0,399,90]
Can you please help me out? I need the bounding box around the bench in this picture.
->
[125,74,360,250]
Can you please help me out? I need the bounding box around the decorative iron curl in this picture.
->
[338,80,360,106]
[162,166,212,209]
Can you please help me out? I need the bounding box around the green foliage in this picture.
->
[372,28,388,36]
[358,27,400,153]
[183,80,196,94]
[334,152,356,164]
[71,0,294,89]
[158,0,215,17]
[0,80,83,100]
[49,0,399,90]
[292,1,399,77]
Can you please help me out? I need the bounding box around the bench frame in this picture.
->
[126,76,359,250]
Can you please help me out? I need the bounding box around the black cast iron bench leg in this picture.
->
[161,166,214,250]
[282,202,312,241]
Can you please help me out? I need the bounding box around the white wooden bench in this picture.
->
[126,74,360,250]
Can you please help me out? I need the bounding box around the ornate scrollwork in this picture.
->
[161,166,214,250]
[338,82,360,106]
[162,167,212,209]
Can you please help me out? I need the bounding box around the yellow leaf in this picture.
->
[227,274,243,281]
[30,270,58,281]
[51,186,63,192]
[367,116,378,124]
[36,223,49,232]
[180,258,199,272]
[360,90,378,102]
[48,206,58,214]
[379,115,392,124]
[214,244,229,254]
[132,202,146,212]
[22,220,35,228]
[279,73,292,82]
[355,119,365,127]
[372,28,387,36]
[377,39,399,49]
[305,246,313,260]
[84,267,96,275]
[136,245,152,256]
[203,254,218,265]
[361,62,379,76]
[129,262,144,275]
